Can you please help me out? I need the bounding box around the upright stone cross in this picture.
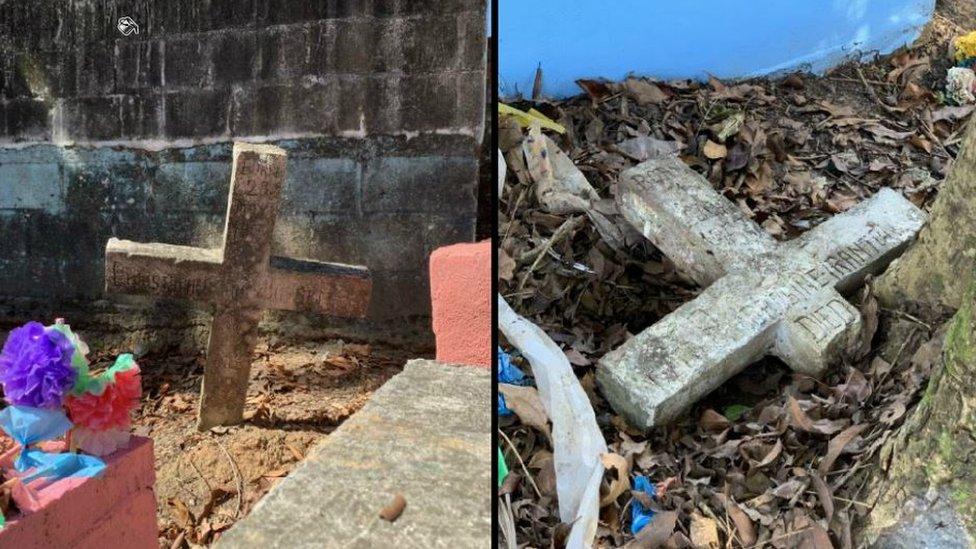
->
[105,143,371,430]
[597,157,926,429]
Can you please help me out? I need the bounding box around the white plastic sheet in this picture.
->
[498,295,608,548]
[498,147,507,196]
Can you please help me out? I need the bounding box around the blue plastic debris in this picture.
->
[497,347,527,416]
[498,347,526,384]
[630,475,658,535]
[0,405,106,483]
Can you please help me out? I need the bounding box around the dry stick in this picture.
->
[213,437,245,518]
[518,214,582,264]
[502,185,527,243]
[187,455,214,494]
[855,66,892,112]
[743,527,812,549]
[497,429,543,500]
[518,215,585,292]
[499,493,519,549]
[917,115,954,159]
[843,471,874,515]
[882,307,932,330]
[827,76,890,86]
[169,530,187,549]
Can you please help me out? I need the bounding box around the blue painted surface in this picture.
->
[500,0,934,98]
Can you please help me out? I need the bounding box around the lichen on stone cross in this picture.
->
[104,142,372,430]
[597,156,927,429]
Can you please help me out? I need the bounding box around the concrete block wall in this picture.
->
[0,0,487,344]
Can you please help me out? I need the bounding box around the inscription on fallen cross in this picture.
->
[597,156,926,429]
[105,143,371,430]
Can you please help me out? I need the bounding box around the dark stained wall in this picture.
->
[0,0,486,344]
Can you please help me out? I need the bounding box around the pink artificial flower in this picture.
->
[66,365,141,432]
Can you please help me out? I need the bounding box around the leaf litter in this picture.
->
[498,13,969,548]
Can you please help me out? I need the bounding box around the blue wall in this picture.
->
[500,0,934,98]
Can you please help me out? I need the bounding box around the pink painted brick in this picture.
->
[0,436,157,549]
[430,240,491,367]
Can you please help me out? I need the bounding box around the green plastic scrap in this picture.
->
[498,446,509,488]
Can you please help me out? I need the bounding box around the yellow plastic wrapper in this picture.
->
[498,103,565,134]
[954,31,976,62]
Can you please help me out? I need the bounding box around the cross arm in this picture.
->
[597,274,776,428]
[105,238,224,303]
[263,256,371,318]
[787,188,927,294]
[617,156,777,286]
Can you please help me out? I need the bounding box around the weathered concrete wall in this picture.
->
[0,0,487,344]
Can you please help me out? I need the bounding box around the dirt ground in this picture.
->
[115,337,411,547]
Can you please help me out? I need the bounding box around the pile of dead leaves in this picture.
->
[499,25,968,549]
[500,293,945,547]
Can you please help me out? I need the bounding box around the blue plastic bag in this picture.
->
[497,347,527,416]
[631,475,657,535]
[0,405,105,482]
[0,405,72,471]
[19,449,105,484]
[498,347,526,384]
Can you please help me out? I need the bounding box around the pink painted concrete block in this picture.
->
[430,240,491,367]
[0,436,157,549]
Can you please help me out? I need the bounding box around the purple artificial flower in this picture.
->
[0,321,77,408]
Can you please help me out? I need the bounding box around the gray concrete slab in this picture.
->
[217,359,491,549]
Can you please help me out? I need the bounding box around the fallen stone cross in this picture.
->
[597,156,926,429]
[104,143,371,430]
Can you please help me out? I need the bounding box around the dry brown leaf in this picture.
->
[811,472,834,522]
[623,77,669,104]
[819,424,868,475]
[909,134,933,153]
[599,452,631,506]
[855,292,878,360]
[703,140,728,159]
[169,497,194,528]
[563,348,591,366]
[799,519,834,549]
[719,493,757,546]
[262,467,289,478]
[575,78,614,102]
[689,513,720,548]
[788,396,816,431]
[754,439,783,470]
[498,384,551,439]
[528,451,558,497]
[285,441,305,461]
[498,248,516,282]
[624,510,677,548]
[700,409,731,432]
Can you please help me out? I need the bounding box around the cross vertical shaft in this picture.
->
[199,145,287,430]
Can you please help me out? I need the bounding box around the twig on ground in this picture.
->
[213,437,245,518]
[186,455,214,494]
[518,215,585,292]
[498,428,543,500]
